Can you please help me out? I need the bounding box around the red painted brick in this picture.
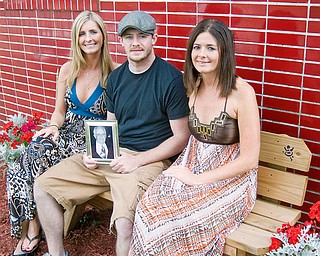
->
[232,17,266,29]
[232,3,266,16]
[300,127,320,142]
[267,32,305,47]
[266,45,304,60]
[307,35,320,48]
[198,2,229,14]
[305,63,320,76]
[261,121,298,137]
[235,42,265,56]
[168,26,192,37]
[167,49,186,61]
[236,55,263,69]
[263,96,300,112]
[115,2,138,11]
[266,58,303,74]
[234,30,265,43]
[303,89,320,103]
[268,18,306,33]
[263,109,299,125]
[264,84,301,100]
[168,14,196,26]
[140,2,166,12]
[308,20,320,34]
[236,68,263,82]
[168,2,196,12]
[265,72,302,87]
[301,115,320,130]
[306,49,320,62]
[310,5,320,19]
[269,5,307,18]
[302,102,320,116]
[100,1,114,11]
[168,37,188,49]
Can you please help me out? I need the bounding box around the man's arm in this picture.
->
[110,116,190,174]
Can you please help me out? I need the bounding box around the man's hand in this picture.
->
[110,151,141,174]
[83,154,98,169]
[163,166,200,185]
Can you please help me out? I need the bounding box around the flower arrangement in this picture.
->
[0,112,44,171]
[267,200,320,255]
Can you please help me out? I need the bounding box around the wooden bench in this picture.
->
[64,131,312,255]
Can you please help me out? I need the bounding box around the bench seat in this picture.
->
[64,131,312,255]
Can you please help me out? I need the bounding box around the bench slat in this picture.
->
[257,166,308,206]
[226,223,272,255]
[251,199,301,225]
[260,131,311,172]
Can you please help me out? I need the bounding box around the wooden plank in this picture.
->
[251,199,301,225]
[224,244,237,256]
[243,212,284,233]
[257,166,308,206]
[226,223,272,255]
[260,131,311,172]
[88,191,113,210]
[97,191,113,201]
[63,203,86,237]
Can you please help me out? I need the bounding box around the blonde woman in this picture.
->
[7,10,118,256]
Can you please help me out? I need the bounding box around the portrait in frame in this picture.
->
[85,120,119,164]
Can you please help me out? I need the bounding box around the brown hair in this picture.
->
[183,19,236,97]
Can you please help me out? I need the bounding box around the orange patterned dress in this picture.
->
[130,135,257,255]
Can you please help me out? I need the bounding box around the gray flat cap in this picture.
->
[118,11,156,36]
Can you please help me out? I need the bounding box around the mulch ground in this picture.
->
[0,173,116,256]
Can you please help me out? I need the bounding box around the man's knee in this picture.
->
[34,181,46,202]
[115,217,133,238]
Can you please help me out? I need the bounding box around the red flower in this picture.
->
[32,111,43,124]
[309,201,320,222]
[269,201,320,252]
[286,226,300,244]
[3,121,13,132]
[21,121,36,132]
[12,126,20,136]
[20,131,34,143]
[10,140,20,149]
[269,237,282,251]
[0,133,10,143]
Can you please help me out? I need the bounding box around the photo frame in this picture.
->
[85,120,119,164]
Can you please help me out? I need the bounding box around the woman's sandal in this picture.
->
[20,233,41,254]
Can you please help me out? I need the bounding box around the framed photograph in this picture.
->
[85,120,120,164]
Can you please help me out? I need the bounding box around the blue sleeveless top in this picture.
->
[69,80,106,119]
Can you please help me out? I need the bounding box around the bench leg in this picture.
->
[63,203,86,237]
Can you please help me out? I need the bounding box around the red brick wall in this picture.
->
[0,0,319,218]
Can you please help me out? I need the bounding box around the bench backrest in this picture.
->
[258,131,312,207]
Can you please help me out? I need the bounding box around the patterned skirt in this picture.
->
[130,136,257,255]
[6,114,90,238]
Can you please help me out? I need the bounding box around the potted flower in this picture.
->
[267,200,320,255]
[0,112,44,172]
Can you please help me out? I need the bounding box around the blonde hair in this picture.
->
[67,11,114,88]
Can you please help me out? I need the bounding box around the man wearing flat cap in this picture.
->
[35,10,190,256]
